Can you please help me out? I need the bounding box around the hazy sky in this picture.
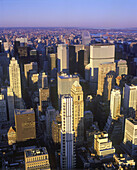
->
[0,0,137,28]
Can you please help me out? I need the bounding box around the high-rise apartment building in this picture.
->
[71,81,84,145]
[110,89,121,119]
[0,94,7,122]
[116,59,128,76]
[57,72,79,109]
[9,57,23,109]
[88,44,115,92]
[94,131,115,159]
[97,62,116,96]
[60,95,76,169]
[123,118,137,156]
[124,84,137,112]
[24,147,50,170]
[57,44,69,72]
[15,109,36,142]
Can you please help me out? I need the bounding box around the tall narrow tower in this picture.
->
[60,95,76,170]
[57,44,69,72]
[110,89,121,119]
[9,57,23,109]
[71,81,84,145]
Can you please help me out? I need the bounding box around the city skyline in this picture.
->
[0,0,137,28]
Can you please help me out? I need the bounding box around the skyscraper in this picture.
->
[9,57,23,109]
[110,89,121,119]
[71,81,84,145]
[103,73,115,101]
[60,95,76,169]
[39,88,50,113]
[82,31,91,45]
[15,109,36,142]
[7,87,15,122]
[88,44,115,92]
[24,62,38,83]
[46,106,56,139]
[116,59,128,76]
[57,72,79,110]
[0,94,7,122]
[57,44,69,72]
[124,84,137,112]
[123,118,137,156]
[49,53,57,71]
[38,72,48,89]
[97,62,116,96]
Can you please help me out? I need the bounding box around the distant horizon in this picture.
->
[0,26,137,30]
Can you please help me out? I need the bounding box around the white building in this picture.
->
[116,59,128,76]
[94,131,115,159]
[8,57,24,109]
[123,118,137,156]
[87,44,115,92]
[82,31,91,45]
[24,62,38,81]
[110,89,121,119]
[60,95,76,169]
[57,44,69,72]
[124,84,137,112]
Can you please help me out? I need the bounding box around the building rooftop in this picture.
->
[59,73,78,79]
[91,43,114,47]
[25,147,48,157]
[14,109,34,115]
[127,118,137,125]
[100,62,115,65]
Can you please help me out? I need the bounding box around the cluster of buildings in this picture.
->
[0,27,137,169]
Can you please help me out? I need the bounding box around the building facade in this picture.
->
[57,72,79,110]
[97,62,116,96]
[15,109,36,142]
[94,131,115,159]
[24,147,50,170]
[9,57,23,109]
[57,44,69,72]
[110,89,121,119]
[0,94,7,122]
[123,118,137,156]
[89,44,115,92]
[71,81,84,145]
[116,59,128,76]
[60,95,76,169]
[124,84,137,112]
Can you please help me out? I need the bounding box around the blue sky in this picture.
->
[0,0,137,28]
